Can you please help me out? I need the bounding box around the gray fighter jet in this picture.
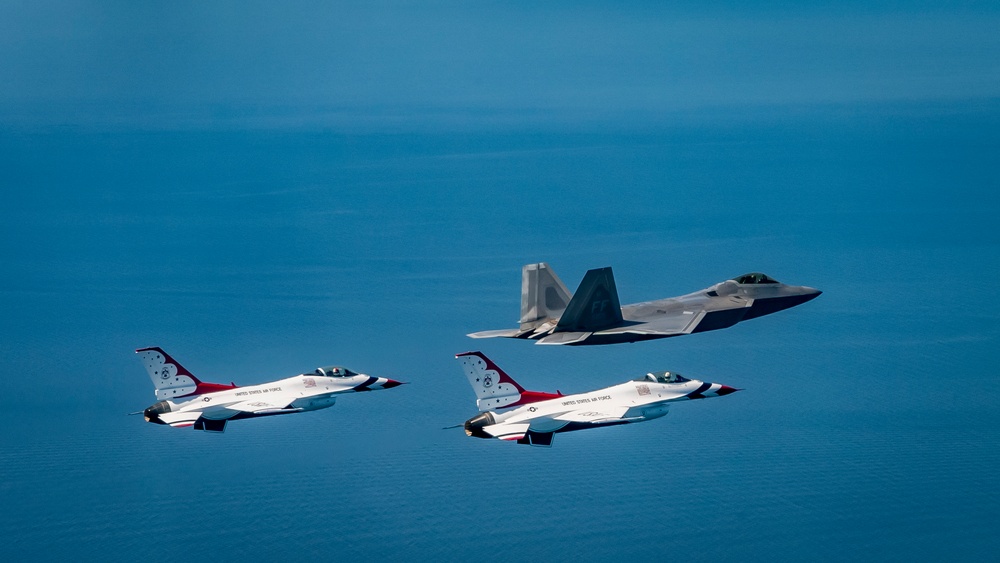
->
[468,263,821,346]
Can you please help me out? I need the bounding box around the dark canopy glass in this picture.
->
[634,371,690,384]
[316,366,358,378]
[732,272,779,284]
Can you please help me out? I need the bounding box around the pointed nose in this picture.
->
[801,286,822,299]
[716,385,741,396]
[382,379,405,389]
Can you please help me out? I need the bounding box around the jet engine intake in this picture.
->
[463,412,496,439]
[143,400,171,424]
[716,280,739,296]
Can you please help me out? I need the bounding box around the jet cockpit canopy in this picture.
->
[636,371,690,384]
[316,366,358,378]
[732,272,779,285]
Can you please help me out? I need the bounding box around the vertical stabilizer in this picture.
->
[555,267,624,332]
[136,347,236,400]
[519,263,572,330]
[456,352,526,411]
[456,351,563,411]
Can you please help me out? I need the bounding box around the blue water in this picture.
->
[2,100,998,561]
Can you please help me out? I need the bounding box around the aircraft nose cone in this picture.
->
[382,379,405,389]
[802,286,822,299]
[716,385,741,396]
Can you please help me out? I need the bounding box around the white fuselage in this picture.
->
[146,373,398,429]
[489,378,730,434]
[171,374,380,418]
[136,346,404,432]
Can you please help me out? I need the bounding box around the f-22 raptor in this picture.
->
[469,263,821,345]
[456,351,738,447]
[135,347,402,432]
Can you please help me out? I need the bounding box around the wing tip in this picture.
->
[467,329,520,339]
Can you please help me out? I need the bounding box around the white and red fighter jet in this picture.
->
[456,351,738,447]
[135,347,403,432]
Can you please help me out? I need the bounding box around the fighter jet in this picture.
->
[468,263,821,345]
[454,351,738,447]
[134,347,403,432]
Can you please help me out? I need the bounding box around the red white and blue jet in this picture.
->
[135,347,403,432]
[456,351,738,447]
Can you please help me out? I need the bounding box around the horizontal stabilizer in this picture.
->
[158,411,203,428]
[483,422,531,441]
[467,328,522,339]
[555,267,623,333]
[536,331,592,345]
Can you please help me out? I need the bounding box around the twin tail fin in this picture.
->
[519,262,573,330]
[555,267,624,332]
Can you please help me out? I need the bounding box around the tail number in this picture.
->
[591,299,610,316]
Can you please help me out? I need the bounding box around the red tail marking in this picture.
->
[135,346,239,394]
[456,351,526,392]
[456,352,562,409]
[504,390,563,409]
[193,382,239,394]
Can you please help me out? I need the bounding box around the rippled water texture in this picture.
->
[2,102,998,560]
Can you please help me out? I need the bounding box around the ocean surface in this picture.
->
[2,100,998,561]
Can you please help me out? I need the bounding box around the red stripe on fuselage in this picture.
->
[501,390,563,409]
[194,382,239,394]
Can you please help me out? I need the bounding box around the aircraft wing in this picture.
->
[534,331,591,345]
[224,399,300,416]
[534,312,704,344]
[467,328,523,339]
[482,422,531,441]
[157,411,205,428]
[479,406,631,443]
[616,294,757,337]
[616,310,707,336]
[150,399,301,432]
[155,399,291,427]
[551,405,630,423]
